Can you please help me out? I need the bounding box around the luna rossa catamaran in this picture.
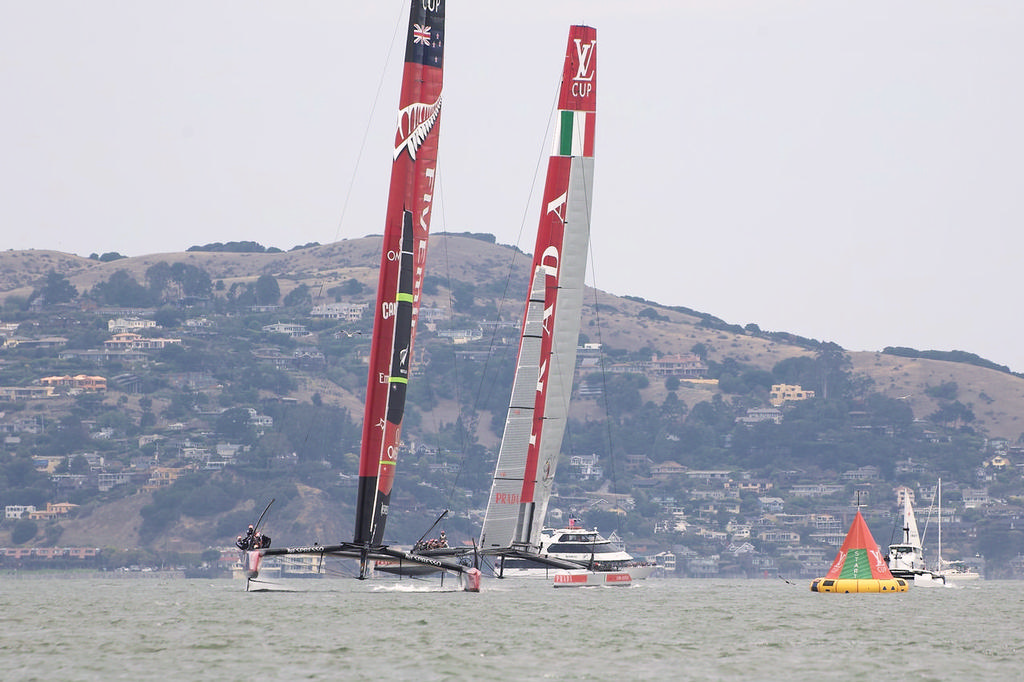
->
[241,0,481,592]
[477,25,606,578]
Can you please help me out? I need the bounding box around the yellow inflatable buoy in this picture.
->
[810,577,907,593]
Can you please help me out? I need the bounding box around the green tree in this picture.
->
[283,284,311,307]
[925,381,959,401]
[145,261,175,299]
[216,407,256,443]
[255,275,281,305]
[930,401,976,429]
[92,270,155,306]
[451,281,475,313]
[340,278,363,296]
[153,306,185,328]
[34,271,78,305]
[172,262,213,298]
[12,518,38,544]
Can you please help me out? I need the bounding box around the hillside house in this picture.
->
[261,322,309,338]
[142,466,188,492]
[769,384,815,407]
[651,461,687,479]
[98,472,132,492]
[645,353,708,378]
[789,484,844,497]
[104,332,181,351]
[39,374,107,392]
[246,408,273,428]
[5,505,36,519]
[569,453,603,480]
[2,336,68,350]
[962,488,992,508]
[310,302,368,322]
[736,408,783,425]
[437,329,483,344]
[0,385,55,400]
[894,485,915,507]
[757,528,801,544]
[108,318,157,333]
[27,502,78,520]
[842,465,880,481]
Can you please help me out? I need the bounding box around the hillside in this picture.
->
[6,237,1023,440]
[3,236,1024,564]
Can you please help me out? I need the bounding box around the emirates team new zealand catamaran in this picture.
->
[241,0,480,592]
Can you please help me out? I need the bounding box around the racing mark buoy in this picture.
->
[810,509,908,594]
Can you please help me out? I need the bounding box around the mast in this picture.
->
[480,25,597,551]
[937,478,942,568]
[354,0,446,547]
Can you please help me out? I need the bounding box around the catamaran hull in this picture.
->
[497,563,655,581]
[910,572,946,586]
[240,550,262,579]
[890,568,945,585]
[374,560,444,577]
[372,561,480,592]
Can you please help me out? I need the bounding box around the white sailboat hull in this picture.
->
[553,565,655,588]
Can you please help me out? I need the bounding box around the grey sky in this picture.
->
[3,2,1022,370]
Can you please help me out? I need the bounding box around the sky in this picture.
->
[3,2,1023,371]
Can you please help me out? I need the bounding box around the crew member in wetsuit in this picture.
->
[238,524,256,550]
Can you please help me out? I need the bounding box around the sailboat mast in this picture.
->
[479,25,597,551]
[937,478,942,568]
[354,0,446,547]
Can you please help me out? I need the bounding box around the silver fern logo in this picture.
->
[394,96,442,160]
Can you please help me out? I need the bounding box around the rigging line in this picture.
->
[431,174,469,508]
[312,0,406,306]
[585,243,623,538]
[470,74,563,418]
[328,0,407,245]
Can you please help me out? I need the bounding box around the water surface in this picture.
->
[2,576,1017,681]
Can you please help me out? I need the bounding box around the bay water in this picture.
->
[2,576,1020,681]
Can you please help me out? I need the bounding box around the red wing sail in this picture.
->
[354,1,445,546]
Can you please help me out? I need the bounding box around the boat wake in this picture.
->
[244,579,297,593]
[371,582,464,594]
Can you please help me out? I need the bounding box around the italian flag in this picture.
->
[553,110,595,158]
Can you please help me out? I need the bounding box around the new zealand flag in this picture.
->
[404,2,445,67]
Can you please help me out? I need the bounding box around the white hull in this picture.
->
[553,565,655,587]
[497,563,655,582]
[908,571,945,587]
